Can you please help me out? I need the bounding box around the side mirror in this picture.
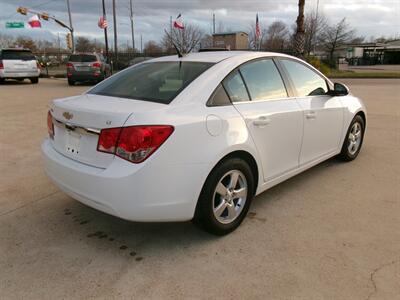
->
[331,82,349,96]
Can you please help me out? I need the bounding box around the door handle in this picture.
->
[305,111,316,120]
[253,116,271,127]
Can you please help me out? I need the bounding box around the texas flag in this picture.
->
[173,14,184,30]
[28,15,41,28]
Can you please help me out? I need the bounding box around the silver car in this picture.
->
[0,48,40,84]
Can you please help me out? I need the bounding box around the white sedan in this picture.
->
[42,51,366,235]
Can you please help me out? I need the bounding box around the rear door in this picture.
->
[1,50,37,74]
[226,58,303,182]
[278,59,344,165]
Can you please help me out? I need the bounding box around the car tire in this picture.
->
[30,77,39,84]
[68,79,75,86]
[339,115,365,161]
[193,158,255,235]
[0,78,5,84]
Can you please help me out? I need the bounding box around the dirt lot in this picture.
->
[0,78,399,299]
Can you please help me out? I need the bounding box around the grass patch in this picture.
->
[329,70,400,79]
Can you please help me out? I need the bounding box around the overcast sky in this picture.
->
[0,0,399,48]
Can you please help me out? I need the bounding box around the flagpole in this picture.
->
[102,0,109,64]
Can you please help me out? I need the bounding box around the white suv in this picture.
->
[0,48,40,84]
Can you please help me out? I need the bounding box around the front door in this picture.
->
[278,59,344,165]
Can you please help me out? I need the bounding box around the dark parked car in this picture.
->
[66,53,111,85]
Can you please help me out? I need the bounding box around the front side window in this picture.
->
[240,59,288,101]
[222,71,250,103]
[89,61,214,104]
[280,59,328,97]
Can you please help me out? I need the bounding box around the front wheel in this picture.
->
[193,158,255,235]
[339,115,365,161]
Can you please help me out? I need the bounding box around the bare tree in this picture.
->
[144,40,163,56]
[263,21,289,52]
[163,24,204,54]
[14,36,37,52]
[319,18,355,67]
[304,10,327,56]
[199,34,213,49]
[75,37,94,52]
[294,0,306,57]
[0,33,14,48]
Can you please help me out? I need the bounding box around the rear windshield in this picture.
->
[88,61,214,104]
[1,50,35,60]
[69,54,97,62]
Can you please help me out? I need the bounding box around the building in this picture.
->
[212,32,248,50]
[337,40,400,65]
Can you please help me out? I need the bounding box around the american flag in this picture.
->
[255,13,261,40]
[98,16,107,29]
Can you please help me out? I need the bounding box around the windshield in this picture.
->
[1,50,35,60]
[88,61,214,104]
[69,54,97,62]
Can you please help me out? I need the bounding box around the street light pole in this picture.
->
[112,0,118,69]
[66,0,74,52]
[129,0,135,53]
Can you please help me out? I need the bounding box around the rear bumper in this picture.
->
[41,139,206,222]
[68,71,102,82]
[0,70,39,78]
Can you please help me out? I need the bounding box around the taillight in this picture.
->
[0,60,3,69]
[47,111,54,139]
[92,62,101,68]
[97,125,174,163]
[36,61,41,69]
[66,62,74,69]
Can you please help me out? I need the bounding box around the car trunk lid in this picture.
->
[50,94,166,168]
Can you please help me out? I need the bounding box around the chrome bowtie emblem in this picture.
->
[63,111,73,120]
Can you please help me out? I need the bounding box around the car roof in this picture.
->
[148,51,293,63]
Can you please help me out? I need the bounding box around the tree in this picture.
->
[304,10,327,56]
[144,40,162,56]
[0,33,14,48]
[263,21,289,52]
[163,24,204,54]
[319,18,355,67]
[14,36,37,52]
[294,0,306,57]
[75,36,94,52]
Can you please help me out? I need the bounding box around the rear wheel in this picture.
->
[68,79,75,86]
[339,115,365,161]
[30,77,39,84]
[0,78,5,84]
[194,158,254,235]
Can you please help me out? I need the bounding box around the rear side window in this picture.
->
[280,59,328,97]
[240,59,288,101]
[207,84,231,106]
[89,61,214,104]
[223,71,250,103]
[69,54,97,62]
[1,50,35,60]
